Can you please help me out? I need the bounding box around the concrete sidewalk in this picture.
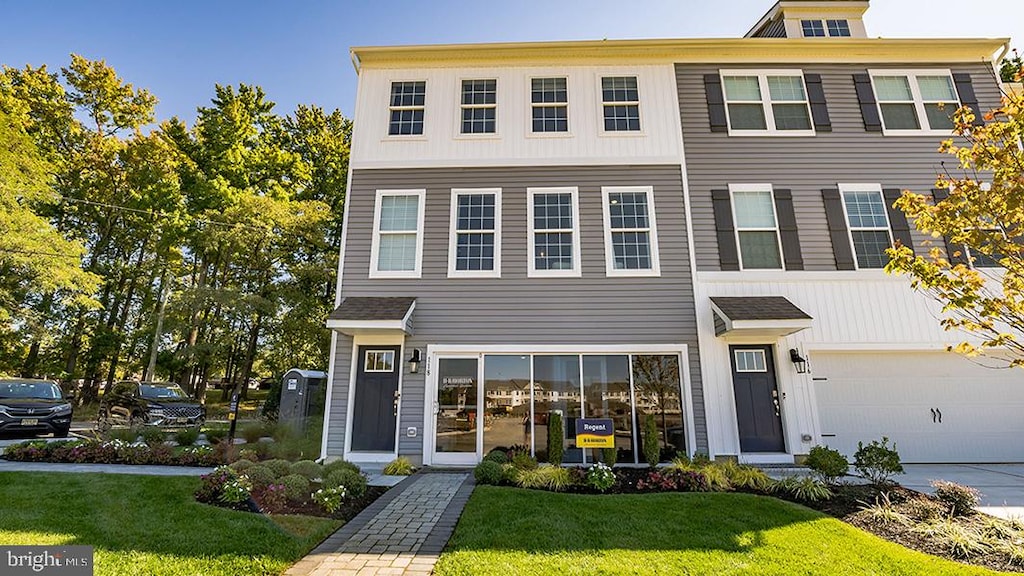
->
[0,459,214,476]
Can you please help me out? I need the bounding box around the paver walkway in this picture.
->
[287,472,473,576]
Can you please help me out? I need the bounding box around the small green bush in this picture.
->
[140,427,166,446]
[511,451,538,470]
[229,458,255,473]
[805,445,849,485]
[601,447,618,466]
[547,412,564,465]
[263,458,292,478]
[383,456,415,476]
[584,462,615,492]
[500,463,519,484]
[858,493,911,527]
[243,465,276,489]
[323,459,361,476]
[174,427,201,447]
[516,465,573,491]
[641,414,660,467]
[203,426,228,444]
[241,422,266,444]
[483,449,508,464]
[289,460,323,480]
[279,474,311,502]
[700,464,732,492]
[324,469,367,498]
[724,463,772,491]
[238,448,259,462]
[106,427,138,443]
[931,480,981,517]
[902,497,948,522]
[474,460,504,485]
[854,437,904,486]
[772,475,832,502]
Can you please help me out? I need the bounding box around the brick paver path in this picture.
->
[287,472,473,576]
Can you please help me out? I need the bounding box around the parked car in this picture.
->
[98,381,205,429]
[0,378,73,438]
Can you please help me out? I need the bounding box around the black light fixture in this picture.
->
[789,349,808,374]
[408,348,422,374]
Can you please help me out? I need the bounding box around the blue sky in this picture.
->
[1,0,1019,123]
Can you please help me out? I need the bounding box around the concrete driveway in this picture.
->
[901,464,1024,520]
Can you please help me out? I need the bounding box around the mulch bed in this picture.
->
[275,485,390,521]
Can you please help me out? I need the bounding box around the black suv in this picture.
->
[0,378,74,438]
[99,381,205,429]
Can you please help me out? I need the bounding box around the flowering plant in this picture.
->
[313,486,348,513]
[584,462,616,492]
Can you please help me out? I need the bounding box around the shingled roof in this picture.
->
[328,297,416,321]
[710,296,812,321]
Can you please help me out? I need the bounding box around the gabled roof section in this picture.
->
[710,296,813,339]
[746,1,870,39]
[326,297,416,336]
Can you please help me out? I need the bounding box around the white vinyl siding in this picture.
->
[729,183,783,270]
[370,189,426,278]
[601,186,660,277]
[448,188,502,278]
[720,70,813,136]
[869,69,960,135]
[527,187,581,277]
[839,183,893,270]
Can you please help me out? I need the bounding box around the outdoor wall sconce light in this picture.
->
[789,349,808,374]
[408,348,422,374]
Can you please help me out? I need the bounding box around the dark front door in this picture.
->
[730,345,785,453]
[351,345,401,452]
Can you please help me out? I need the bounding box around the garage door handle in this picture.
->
[930,408,936,423]
[936,408,942,423]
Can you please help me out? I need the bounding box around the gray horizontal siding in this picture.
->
[677,62,1002,271]
[327,164,706,458]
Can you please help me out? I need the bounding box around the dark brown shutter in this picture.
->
[803,74,831,132]
[712,189,740,270]
[952,73,984,126]
[822,188,856,270]
[883,188,914,255]
[931,188,967,264]
[773,189,804,270]
[704,74,729,133]
[853,73,883,132]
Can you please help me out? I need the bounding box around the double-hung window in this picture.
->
[730,184,783,270]
[448,189,501,277]
[531,78,568,133]
[601,76,641,132]
[460,79,496,134]
[370,190,426,278]
[528,187,580,277]
[869,70,959,133]
[720,71,813,135]
[388,81,426,136]
[839,184,893,269]
[602,186,660,276]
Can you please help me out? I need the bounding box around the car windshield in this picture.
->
[139,384,187,399]
[0,381,63,400]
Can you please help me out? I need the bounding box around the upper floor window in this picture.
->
[528,187,580,277]
[730,184,783,270]
[869,70,959,134]
[531,78,568,133]
[461,79,496,135]
[720,70,813,135]
[448,188,501,277]
[839,184,892,269]
[801,19,850,37]
[827,19,851,37]
[801,20,825,37]
[370,190,425,278]
[601,76,640,132]
[388,81,425,136]
[602,186,660,276]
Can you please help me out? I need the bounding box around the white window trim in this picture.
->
[598,75,643,135]
[527,186,582,278]
[868,69,959,136]
[387,80,427,138]
[447,188,502,278]
[733,349,768,373]
[528,76,571,136]
[720,69,815,137]
[601,186,661,277]
[729,183,785,271]
[838,183,893,271]
[364,350,396,373]
[456,78,499,139]
[369,189,426,279]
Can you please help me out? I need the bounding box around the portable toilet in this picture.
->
[279,369,327,432]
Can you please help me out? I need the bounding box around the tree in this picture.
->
[886,89,1024,367]
[1000,48,1022,83]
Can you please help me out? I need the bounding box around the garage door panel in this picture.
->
[814,352,1024,464]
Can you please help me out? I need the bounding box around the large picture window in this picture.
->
[839,184,893,269]
[448,189,501,277]
[730,184,783,270]
[528,187,581,277]
[601,186,660,276]
[720,70,813,135]
[370,190,425,278]
[869,70,959,133]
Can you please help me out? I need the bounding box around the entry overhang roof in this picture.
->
[326,297,416,336]
[710,296,813,340]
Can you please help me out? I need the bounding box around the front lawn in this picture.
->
[0,472,340,576]
[434,486,999,576]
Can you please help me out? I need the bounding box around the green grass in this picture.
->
[0,472,340,576]
[434,487,998,576]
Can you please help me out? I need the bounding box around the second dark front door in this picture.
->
[730,345,785,453]
[350,345,401,452]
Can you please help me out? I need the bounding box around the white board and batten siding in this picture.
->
[351,65,683,169]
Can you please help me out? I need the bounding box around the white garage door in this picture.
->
[814,351,1024,463]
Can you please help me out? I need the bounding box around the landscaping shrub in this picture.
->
[279,474,312,502]
[511,451,538,470]
[237,448,259,462]
[383,456,415,476]
[902,496,949,522]
[854,437,904,485]
[546,412,564,464]
[263,458,292,479]
[636,469,709,492]
[805,445,849,485]
[641,414,660,467]
[931,480,981,517]
[254,483,288,514]
[3,439,222,467]
[195,466,238,506]
[914,520,991,558]
[474,461,504,485]
[483,449,508,464]
[771,476,832,502]
[725,464,772,491]
[700,463,732,492]
[289,460,323,480]
[241,422,267,444]
[858,493,911,527]
[516,465,573,491]
[601,447,618,466]
[174,427,201,447]
[500,463,519,484]
[140,427,166,446]
[584,462,615,492]
[270,422,296,442]
[219,476,253,507]
[313,486,348,514]
[323,459,361,476]
[324,469,367,498]
[106,427,138,443]
[203,426,228,444]
[665,455,693,473]
[243,465,276,489]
